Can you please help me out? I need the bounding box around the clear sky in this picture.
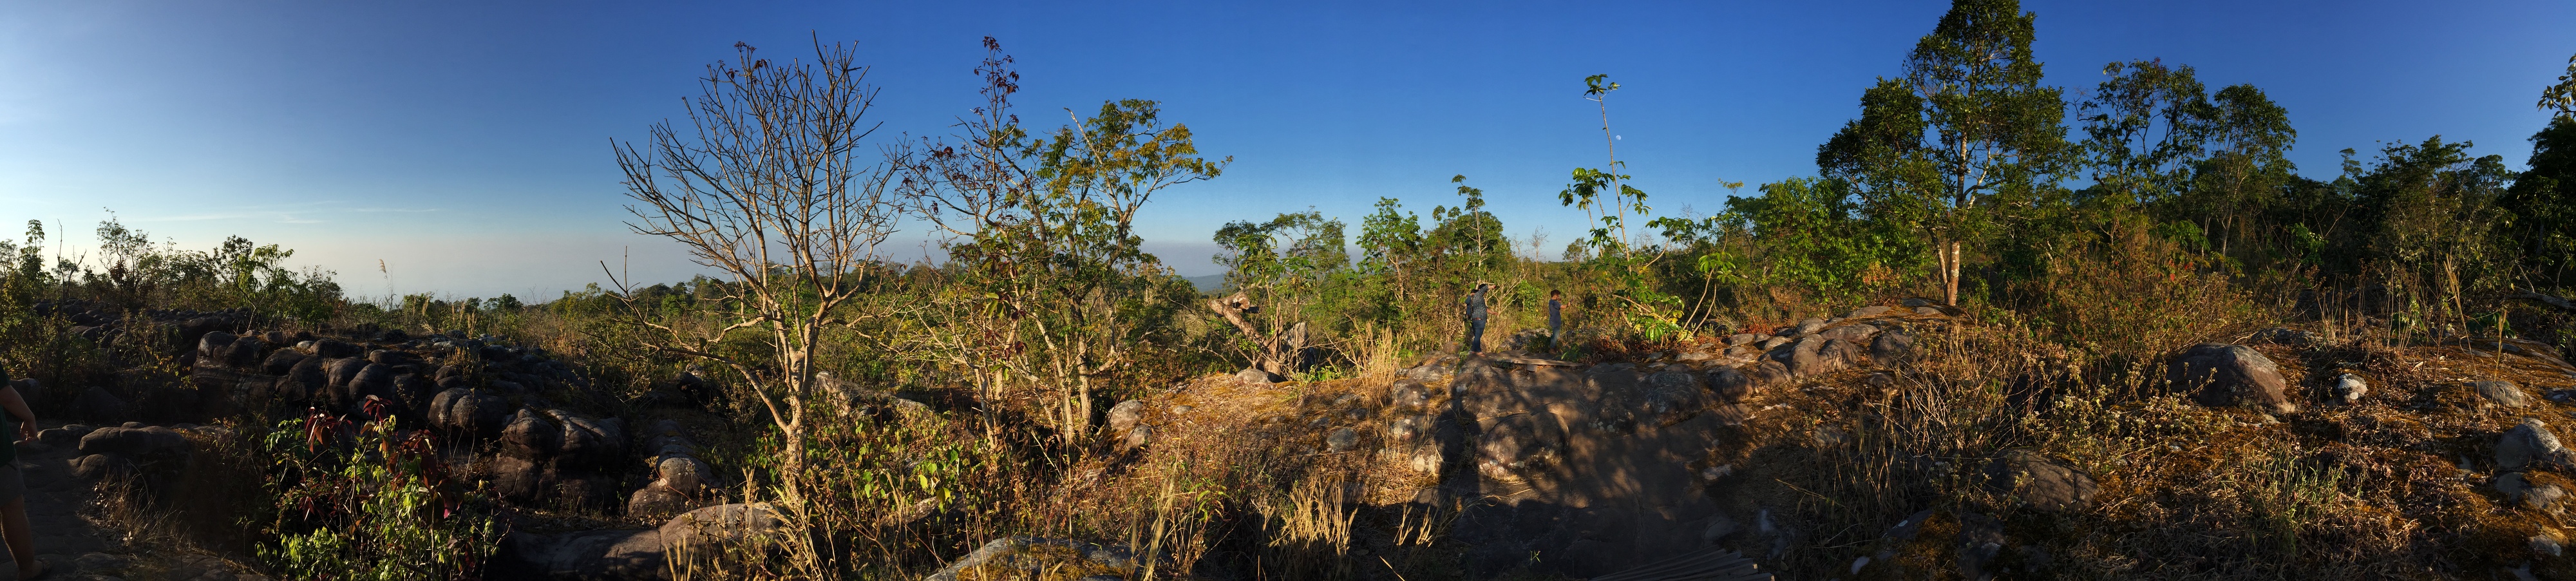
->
[2,1,2569,300]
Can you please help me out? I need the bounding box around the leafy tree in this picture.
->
[1720,178,1922,301]
[2077,59,2212,209]
[2345,137,2514,326]
[2504,53,2576,286]
[1819,0,2075,305]
[1427,175,1511,279]
[1209,211,1347,373]
[893,38,1225,444]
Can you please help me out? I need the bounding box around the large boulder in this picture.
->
[77,426,189,459]
[260,348,308,376]
[1103,400,1145,437]
[2473,381,2532,408]
[2500,418,2574,471]
[430,388,509,440]
[502,410,564,458]
[923,537,1137,581]
[2167,344,2296,414]
[1871,327,1917,365]
[660,502,786,558]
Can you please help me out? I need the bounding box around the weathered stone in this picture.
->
[1104,399,1145,438]
[2336,373,2369,405]
[550,410,626,464]
[1389,380,1431,410]
[627,484,691,520]
[1758,336,1792,350]
[923,537,1137,581]
[429,388,508,440]
[502,409,562,457]
[660,502,786,557]
[1848,305,1893,318]
[1815,323,1880,343]
[1984,449,2098,512]
[2501,418,2574,471]
[1792,318,1828,337]
[658,455,713,494]
[1475,412,1564,482]
[1748,360,1792,387]
[2168,344,2297,414]
[1871,327,1918,366]
[1914,306,1944,315]
[1707,367,1754,403]
[2474,381,2532,408]
[1385,414,1434,443]
[1956,512,2006,581]
[260,348,308,376]
[1121,426,1151,452]
[1325,427,1361,453]
[78,426,188,458]
[70,453,134,480]
[1639,372,1707,426]
[1236,367,1280,384]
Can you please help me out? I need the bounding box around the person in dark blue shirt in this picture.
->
[1463,283,1490,355]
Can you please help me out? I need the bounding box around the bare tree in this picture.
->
[608,39,899,490]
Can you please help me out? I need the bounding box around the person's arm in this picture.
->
[0,386,32,442]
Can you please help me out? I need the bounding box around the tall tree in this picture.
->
[2503,53,2576,285]
[1818,0,2074,305]
[2077,59,2212,208]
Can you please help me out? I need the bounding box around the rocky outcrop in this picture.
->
[2167,344,2297,414]
[923,537,1137,581]
[1983,449,2098,513]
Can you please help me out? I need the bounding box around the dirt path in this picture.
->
[6,424,265,581]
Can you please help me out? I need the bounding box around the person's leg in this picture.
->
[1468,320,1484,353]
[0,465,32,578]
[2,497,31,578]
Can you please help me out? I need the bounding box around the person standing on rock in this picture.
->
[0,368,50,580]
[1463,283,1490,355]
[1547,289,1564,348]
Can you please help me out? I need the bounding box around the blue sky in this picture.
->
[1,0,2568,299]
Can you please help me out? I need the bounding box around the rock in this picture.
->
[1475,413,1564,482]
[76,386,128,422]
[1757,336,1791,350]
[259,348,307,376]
[77,426,189,458]
[1747,360,1792,387]
[1385,415,1434,443]
[502,410,563,457]
[1848,306,1893,318]
[1401,443,1444,474]
[1638,372,1707,427]
[1388,380,1431,410]
[549,410,626,463]
[1815,323,1880,342]
[1983,449,2098,512]
[660,502,785,557]
[1325,427,1361,453]
[1707,367,1754,403]
[2537,529,2568,558]
[1103,400,1145,438]
[70,453,135,480]
[1121,426,1151,452]
[2336,374,2369,405]
[2474,381,2532,408]
[2499,419,2574,471]
[429,388,508,440]
[1792,318,1828,338]
[323,357,367,392]
[345,363,397,412]
[658,455,714,494]
[194,332,237,363]
[1871,329,1917,365]
[924,537,1137,581]
[627,484,691,520]
[1914,306,1944,315]
[1902,298,1937,308]
[1236,367,1281,384]
[1727,333,1761,345]
[310,339,360,359]
[2167,344,2297,414]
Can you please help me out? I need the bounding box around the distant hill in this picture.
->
[1185,274,1227,294]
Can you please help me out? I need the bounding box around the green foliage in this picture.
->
[1716,178,1923,302]
[256,413,502,580]
[2503,117,2576,286]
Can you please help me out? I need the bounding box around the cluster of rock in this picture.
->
[625,419,719,520]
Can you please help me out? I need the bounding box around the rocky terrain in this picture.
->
[26,294,2576,580]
